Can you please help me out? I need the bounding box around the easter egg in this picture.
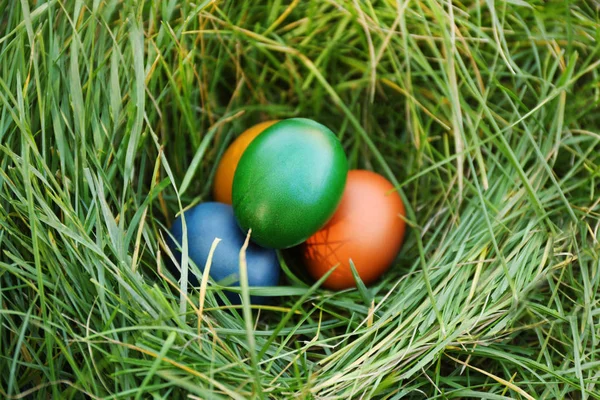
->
[167,202,280,303]
[213,120,279,204]
[302,170,406,290]
[232,118,348,249]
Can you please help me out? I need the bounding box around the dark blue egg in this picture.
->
[167,202,280,304]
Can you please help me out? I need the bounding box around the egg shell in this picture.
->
[232,118,348,249]
[167,202,280,304]
[213,120,279,204]
[302,170,406,290]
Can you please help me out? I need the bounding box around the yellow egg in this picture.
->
[213,120,278,204]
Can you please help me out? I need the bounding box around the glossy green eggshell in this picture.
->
[232,118,348,249]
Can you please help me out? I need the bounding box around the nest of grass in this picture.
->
[1,1,599,398]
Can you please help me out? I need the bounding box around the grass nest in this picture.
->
[1,1,599,398]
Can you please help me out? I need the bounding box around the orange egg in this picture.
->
[303,170,406,290]
[213,120,279,204]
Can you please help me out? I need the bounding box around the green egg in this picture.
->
[232,118,348,249]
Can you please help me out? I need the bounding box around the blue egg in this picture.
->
[167,202,280,304]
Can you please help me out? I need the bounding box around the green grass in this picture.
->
[1,0,600,398]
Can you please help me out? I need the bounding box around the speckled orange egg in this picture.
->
[213,120,278,204]
[303,170,406,290]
